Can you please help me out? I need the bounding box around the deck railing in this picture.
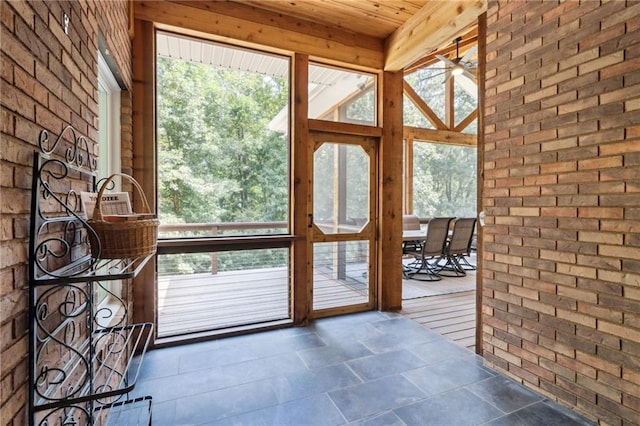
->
[158,221,288,274]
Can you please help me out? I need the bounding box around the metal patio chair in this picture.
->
[403,217,454,281]
[434,217,477,277]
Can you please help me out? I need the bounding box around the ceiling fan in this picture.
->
[431,37,477,81]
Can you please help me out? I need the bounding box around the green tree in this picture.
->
[404,63,478,218]
[156,57,289,227]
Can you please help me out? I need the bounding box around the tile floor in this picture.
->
[129,311,595,426]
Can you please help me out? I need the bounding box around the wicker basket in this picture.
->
[88,173,159,259]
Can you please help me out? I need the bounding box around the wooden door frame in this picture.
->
[307,130,379,319]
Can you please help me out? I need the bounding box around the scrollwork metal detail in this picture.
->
[29,134,153,424]
[38,126,97,171]
[31,156,99,279]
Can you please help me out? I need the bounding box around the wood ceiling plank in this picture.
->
[239,0,427,39]
[135,1,384,69]
[322,0,417,25]
[176,0,383,51]
[384,0,486,71]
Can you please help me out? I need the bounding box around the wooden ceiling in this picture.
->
[229,0,485,70]
[137,0,486,71]
[235,0,430,40]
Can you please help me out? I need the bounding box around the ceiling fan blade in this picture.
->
[417,70,448,82]
[462,60,478,70]
[461,69,476,81]
[455,73,478,99]
[435,54,456,67]
[461,45,477,63]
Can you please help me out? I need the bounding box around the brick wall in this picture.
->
[483,1,640,424]
[0,1,131,424]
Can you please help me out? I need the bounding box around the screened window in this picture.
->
[308,63,376,126]
[155,32,290,239]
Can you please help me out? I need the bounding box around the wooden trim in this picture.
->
[403,81,448,130]
[131,19,156,333]
[378,71,404,311]
[292,53,311,325]
[384,0,487,71]
[134,1,384,69]
[475,11,486,356]
[454,109,478,132]
[311,303,373,320]
[157,235,295,254]
[404,138,414,214]
[404,126,477,146]
[308,119,383,137]
[445,76,455,129]
[173,0,383,52]
[308,130,378,315]
[128,0,135,39]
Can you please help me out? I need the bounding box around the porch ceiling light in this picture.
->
[451,63,464,76]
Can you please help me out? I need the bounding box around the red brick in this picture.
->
[1,2,134,425]
[557,170,599,184]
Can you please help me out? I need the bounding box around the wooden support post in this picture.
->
[132,18,156,330]
[404,137,414,214]
[475,12,486,356]
[445,73,455,129]
[292,53,311,325]
[378,71,404,311]
[210,226,219,274]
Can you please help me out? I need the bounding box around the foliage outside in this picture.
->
[156,51,477,275]
[404,65,478,218]
[156,54,290,274]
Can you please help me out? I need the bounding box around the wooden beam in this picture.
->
[308,119,383,137]
[292,54,311,326]
[403,81,448,130]
[384,0,487,71]
[445,75,455,129]
[475,11,486,357]
[379,71,404,311]
[135,1,384,70]
[454,109,478,132]
[132,18,157,334]
[404,138,414,214]
[404,126,477,146]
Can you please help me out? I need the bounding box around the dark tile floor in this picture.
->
[129,311,595,426]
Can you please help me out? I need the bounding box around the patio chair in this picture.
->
[404,217,454,281]
[434,217,477,277]
[458,220,477,270]
[402,214,422,254]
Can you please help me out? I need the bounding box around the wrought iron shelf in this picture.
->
[28,127,153,425]
[96,396,153,426]
[33,322,153,411]
[31,254,152,286]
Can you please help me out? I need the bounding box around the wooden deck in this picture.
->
[400,290,477,352]
[157,266,369,338]
[158,263,477,349]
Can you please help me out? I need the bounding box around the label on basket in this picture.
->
[80,192,132,218]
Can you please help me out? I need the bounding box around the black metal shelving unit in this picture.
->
[28,127,153,425]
